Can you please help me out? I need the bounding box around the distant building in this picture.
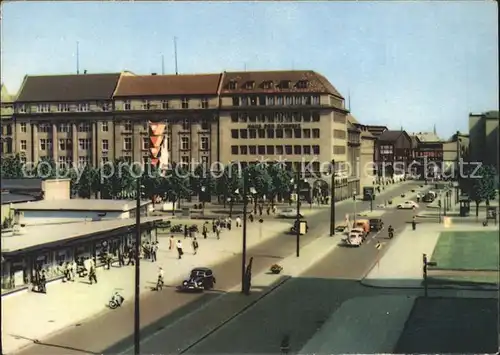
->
[0,83,16,155]
[375,130,413,177]
[469,111,499,169]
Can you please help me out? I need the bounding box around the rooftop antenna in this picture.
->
[347,90,351,111]
[76,41,80,75]
[174,37,178,75]
[161,54,165,75]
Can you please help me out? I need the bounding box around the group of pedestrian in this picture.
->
[168,236,199,259]
[142,241,159,262]
[32,267,47,293]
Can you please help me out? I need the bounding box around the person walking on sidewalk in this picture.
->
[192,237,199,255]
[215,224,221,240]
[202,223,208,239]
[127,248,135,266]
[118,249,125,267]
[227,217,232,231]
[176,240,184,259]
[169,236,174,250]
[88,258,97,284]
[151,242,158,262]
[236,216,241,228]
[40,270,47,293]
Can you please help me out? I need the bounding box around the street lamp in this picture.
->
[329,159,336,236]
[353,190,358,223]
[134,178,145,355]
[200,186,206,215]
[239,175,256,294]
[291,173,301,258]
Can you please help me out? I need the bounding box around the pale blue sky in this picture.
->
[1,1,498,137]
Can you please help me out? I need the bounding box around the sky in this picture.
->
[1,1,498,138]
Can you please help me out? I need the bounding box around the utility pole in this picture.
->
[174,37,178,75]
[134,178,141,355]
[241,173,248,293]
[76,41,80,75]
[329,159,336,236]
[296,170,301,257]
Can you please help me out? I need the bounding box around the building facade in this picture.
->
[375,130,413,177]
[4,70,374,197]
[469,111,499,169]
[1,84,15,155]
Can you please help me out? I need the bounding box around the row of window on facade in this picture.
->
[20,135,208,155]
[232,95,320,107]
[13,120,210,134]
[14,94,324,114]
[229,112,346,124]
[232,128,321,140]
[230,144,347,156]
[228,79,311,91]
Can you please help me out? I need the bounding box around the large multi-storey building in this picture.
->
[469,111,499,169]
[1,84,15,155]
[3,70,377,196]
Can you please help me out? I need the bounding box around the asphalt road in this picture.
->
[183,192,426,354]
[14,183,419,355]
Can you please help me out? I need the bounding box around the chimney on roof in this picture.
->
[152,73,157,76]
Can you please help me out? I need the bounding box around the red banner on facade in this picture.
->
[150,158,159,166]
[149,122,166,136]
[150,147,160,158]
[150,136,164,148]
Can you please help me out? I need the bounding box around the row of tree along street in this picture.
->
[1,154,302,210]
[459,164,498,216]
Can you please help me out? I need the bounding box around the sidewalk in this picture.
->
[362,223,499,289]
[0,219,291,355]
[299,295,417,354]
[127,230,341,354]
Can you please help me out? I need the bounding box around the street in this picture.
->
[13,183,419,355]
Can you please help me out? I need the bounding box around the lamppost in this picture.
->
[200,186,206,215]
[239,174,256,294]
[134,177,144,355]
[353,190,358,224]
[291,173,301,258]
[329,159,336,236]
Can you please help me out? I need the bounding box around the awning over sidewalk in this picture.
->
[1,217,164,255]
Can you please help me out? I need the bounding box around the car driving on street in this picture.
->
[278,208,303,219]
[397,200,419,209]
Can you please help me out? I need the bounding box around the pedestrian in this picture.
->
[227,218,232,231]
[236,216,241,227]
[176,240,184,259]
[202,223,208,239]
[184,225,188,239]
[106,253,112,270]
[212,220,216,233]
[70,260,77,281]
[216,224,221,240]
[88,264,97,284]
[40,270,47,293]
[127,249,135,266]
[118,249,125,267]
[192,237,199,255]
[266,206,271,215]
[151,242,158,262]
[272,205,277,214]
[169,235,174,250]
[249,213,254,223]
[258,204,263,216]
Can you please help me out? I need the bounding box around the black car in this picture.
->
[177,267,216,292]
[369,218,384,231]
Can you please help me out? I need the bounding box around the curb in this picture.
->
[178,276,291,354]
[360,279,497,291]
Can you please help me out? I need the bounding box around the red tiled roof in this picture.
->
[220,70,343,98]
[113,74,222,97]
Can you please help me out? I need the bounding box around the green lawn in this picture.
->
[428,274,498,286]
[430,231,499,271]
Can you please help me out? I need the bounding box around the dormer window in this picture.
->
[245,81,255,89]
[297,80,309,89]
[143,100,150,110]
[263,81,273,89]
[39,104,52,113]
[57,104,70,112]
[77,103,89,112]
[281,80,291,89]
[124,100,131,110]
[228,80,237,90]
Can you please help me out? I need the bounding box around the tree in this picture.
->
[72,165,99,198]
[216,164,243,216]
[34,156,58,179]
[190,164,215,208]
[245,163,273,211]
[160,164,192,215]
[141,163,163,206]
[1,153,26,178]
[267,163,293,206]
[468,165,497,217]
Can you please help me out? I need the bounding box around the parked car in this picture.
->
[279,208,303,219]
[422,193,435,203]
[177,267,216,292]
[397,201,419,209]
